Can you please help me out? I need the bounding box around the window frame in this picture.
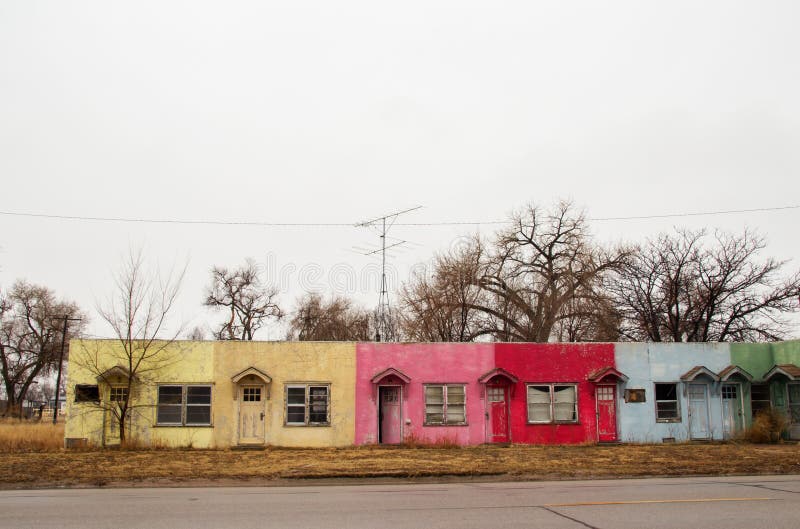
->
[525,383,579,424]
[284,383,331,427]
[423,384,468,426]
[74,384,100,403]
[750,383,772,417]
[654,382,681,423]
[156,384,213,427]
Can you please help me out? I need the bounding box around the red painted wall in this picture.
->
[495,343,615,444]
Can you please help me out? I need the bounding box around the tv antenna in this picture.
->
[355,206,422,341]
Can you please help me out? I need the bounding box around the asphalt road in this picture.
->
[1,475,799,529]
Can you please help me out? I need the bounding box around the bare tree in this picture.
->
[0,281,84,417]
[73,249,185,442]
[204,259,282,340]
[287,292,372,341]
[471,201,627,342]
[399,239,488,341]
[609,228,800,342]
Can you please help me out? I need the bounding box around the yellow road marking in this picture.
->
[545,497,773,507]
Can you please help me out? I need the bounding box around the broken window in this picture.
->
[74,385,100,403]
[424,384,466,425]
[285,384,330,426]
[655,383,680,422]
[156,385,212,426]
[751,383,772,417]
[526,384,578,423]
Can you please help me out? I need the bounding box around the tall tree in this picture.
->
[609,229,800,342]
[287,292,372,341]
[73,249,185,442]
[0,281,84,417]
[204,259,282,340]
[399,239,488,342]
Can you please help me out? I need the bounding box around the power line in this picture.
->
[0,204,797,228]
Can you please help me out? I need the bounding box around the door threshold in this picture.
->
[232,444,266,451]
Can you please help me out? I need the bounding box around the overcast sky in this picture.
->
[1,1,798,339]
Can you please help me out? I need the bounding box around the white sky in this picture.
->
[1,1,798,339]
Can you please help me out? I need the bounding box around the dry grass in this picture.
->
[1,442,800,488]
[0,420,64,452]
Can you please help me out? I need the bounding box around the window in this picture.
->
[74,384,99,403]
[285,384,329,426]
[156,385,212,426]
[751,383,771,417]
[655,383,680,422]
[109,386,128,403]
[242,387,261,402]
[624,388,646,403]
[424,385,466,425]
[526,384,578,423]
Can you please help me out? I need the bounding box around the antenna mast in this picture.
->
[355,206,421,342]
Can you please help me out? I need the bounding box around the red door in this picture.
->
[487,385,510,443]
[379,386,402,444]
[596,385,618,442]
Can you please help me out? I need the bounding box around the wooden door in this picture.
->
[788,384,800,440]
[688,383,710,439]
[239,385,265,444]
[379,386,402,444]
[596,385,618,442]
[721,383,743,439]
[486,385,509,443]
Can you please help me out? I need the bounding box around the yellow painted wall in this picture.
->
[65,340,356,448]
[212,341,356,447]
[65,339,214,448]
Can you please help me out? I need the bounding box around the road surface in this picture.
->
[1,475,799,529]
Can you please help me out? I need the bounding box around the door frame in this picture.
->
[687,383,711,440]
[595,384,619,443]
[237,383,266,445]
[786,382,800,440]
[377,384,403,444]
[484,384,511,444]
[720,382,744,439]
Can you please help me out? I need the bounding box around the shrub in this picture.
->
[744,408,788,443]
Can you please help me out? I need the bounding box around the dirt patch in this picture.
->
[2,443,800,489]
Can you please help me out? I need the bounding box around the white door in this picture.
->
[239,385,265,444]
[721,383,743,439]
[688,383,710,439]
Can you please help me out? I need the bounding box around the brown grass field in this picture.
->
[1,420,799,489]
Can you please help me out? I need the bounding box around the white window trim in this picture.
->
[654,382,681,423]
[156,384,213,426]
[526,383,579,424]
[423,384,468,426]
[284,383,331,426]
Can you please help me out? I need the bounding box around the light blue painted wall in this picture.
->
[615,343,731,443]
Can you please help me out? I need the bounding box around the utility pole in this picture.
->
[356,206,421,342]
[53,315,82,424]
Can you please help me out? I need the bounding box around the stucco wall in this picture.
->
[355,342,494,445]
[212,341,356,447]
[495,343,615,444]
[64,340,214,447]
[615,343,731,442]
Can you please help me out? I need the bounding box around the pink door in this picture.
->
[597,385,618,442]
[487,385,510,443]
[379,386,402,444]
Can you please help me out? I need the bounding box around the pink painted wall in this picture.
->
[355,342,494,445]
[496,343,616,444]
